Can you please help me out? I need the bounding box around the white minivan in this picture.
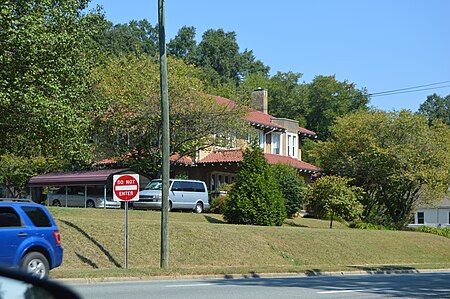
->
[134,179,209,213]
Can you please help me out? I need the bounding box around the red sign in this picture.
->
[113,174,139,201]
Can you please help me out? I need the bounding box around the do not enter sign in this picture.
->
[113,174,140,201]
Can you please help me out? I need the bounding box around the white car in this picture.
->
[134,179,209,213]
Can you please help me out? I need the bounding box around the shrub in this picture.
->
[271,163,307,218]
[305,175,363,228]
[223,146,286,226]
[416,226,450,239]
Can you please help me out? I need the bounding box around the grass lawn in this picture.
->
[48,207,450,279]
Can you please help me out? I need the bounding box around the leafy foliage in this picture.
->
[96,19,159,56]
[416,226,450,239]
[0,154,53,197]
[305,175,363,228]
[0,0,106,164]
[223,147,286,226]
[418,93,450,126]
[271,163,307,218]
[91,53,248,176]
[316,110,450,228]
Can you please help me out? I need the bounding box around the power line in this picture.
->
[369,80,450,97]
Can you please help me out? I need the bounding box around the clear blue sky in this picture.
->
[87,0,450,112]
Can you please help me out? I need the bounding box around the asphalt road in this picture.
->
[70,271,450,299]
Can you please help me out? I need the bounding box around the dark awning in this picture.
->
[28,168,134,187]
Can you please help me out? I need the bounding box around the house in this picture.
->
[171,88,320,191]
[409,198,450,228]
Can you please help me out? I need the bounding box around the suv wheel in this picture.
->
[194,202,203,214]
[20,252,49,279]
[86,200,95,208]
[52,199,62,207]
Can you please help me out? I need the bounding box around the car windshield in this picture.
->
[145,180,163,190]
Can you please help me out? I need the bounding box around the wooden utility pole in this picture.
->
[158,0,169,269]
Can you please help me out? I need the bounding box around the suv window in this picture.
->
[21,206,52,227]
[0,207,22,227]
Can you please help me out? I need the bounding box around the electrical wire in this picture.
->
[369,80,450,97]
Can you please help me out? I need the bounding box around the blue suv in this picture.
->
[0,199,63,278]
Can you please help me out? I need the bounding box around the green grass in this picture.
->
[48,207,450,279]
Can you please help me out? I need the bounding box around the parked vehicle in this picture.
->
[134,179,209,213]
[47,186,120,208]
[0,199,63,278]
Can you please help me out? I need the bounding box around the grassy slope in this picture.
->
[48,207,450,278]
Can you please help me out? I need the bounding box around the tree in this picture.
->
[305,176,363,229]
[223,146,286,226]
[0,154,52,198]
[96,19,159,56]
[304,76,369,140]
[316,110,450,228]
[271,163,307,218]
[0,0,106,164]
[167,26,197,61]
[418,93,450,126]
[194,29,269,86]
[267,71,309,127]
[91,53,248,176]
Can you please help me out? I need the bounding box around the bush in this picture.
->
[416,226,450,239]
[223,147,286,226]
[271,163,307,218]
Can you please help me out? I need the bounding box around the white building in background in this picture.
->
[409,198,450,228]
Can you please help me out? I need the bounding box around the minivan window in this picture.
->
[171,181,182,191]
[193,182,206,192]
[180,181,194,192]
[0,207,22,227]
[21,206,52,227]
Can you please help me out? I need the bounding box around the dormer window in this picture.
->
[287,133,298,158]
[271,132,281,155]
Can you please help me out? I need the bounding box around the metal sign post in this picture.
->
[113,174,140,269]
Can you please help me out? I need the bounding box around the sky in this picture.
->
[87,0,450,112]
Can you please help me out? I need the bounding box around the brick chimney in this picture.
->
[251,88,268,114]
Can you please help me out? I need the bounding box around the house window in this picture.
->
[271,132,281,155]
[417,212,424,224]
[448,212,450,224]
[258,131,265,150]
[216,132,237,149]
[286,133,298,158]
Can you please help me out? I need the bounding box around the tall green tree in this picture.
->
[167,26,197,61]
[418,93,450,126]
[267,71,308,127]
[305,176,363,228]
[91,53,248,176]
[304,75,369,140]
[223,146,286,226]
[194,29,269,86]
[0,0,106,164]
[316,110,450,228]
[96,19,158,56]
[272,163,307,218]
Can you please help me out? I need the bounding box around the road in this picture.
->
[70,271,450,299]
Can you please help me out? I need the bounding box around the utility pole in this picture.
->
[158,0,169,269]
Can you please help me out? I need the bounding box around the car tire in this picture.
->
[20,252,49,279]
[86,200,95,208]
[52,199,61,207]
[168,201,172,212]
[194,202,203,213]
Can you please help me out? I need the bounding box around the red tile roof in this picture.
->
[212,95,315,136]
[170,154,193,164]
[198,149,320,172]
